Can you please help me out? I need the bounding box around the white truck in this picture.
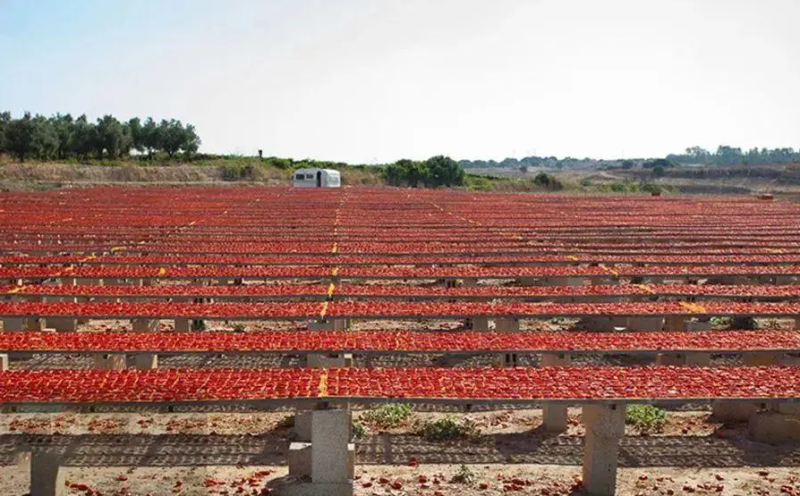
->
[292,168,341,188]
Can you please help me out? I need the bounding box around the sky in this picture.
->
[1,0,799,163]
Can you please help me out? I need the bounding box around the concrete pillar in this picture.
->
[307,354,351,368]
[711,402,758,423]
[542,353,571,431]
[311,409,352,483]
[93,354,126,370]
[493,318,520,366]
[47,318,78,332]
[582,404,626,496]
[132,318,158,332]
[712,353,783,421]
[626,317,664,332]
[2,318,25,331]
[29,451,65,496]
[131,318,158,369]
[289,410,355,495]
[664,315,685,332]
[0,354,8,371]
[174,319,191,332]
[684,320,712,332]
[133,353,158,370]
[26,318,45,331]
[471,316,490,332]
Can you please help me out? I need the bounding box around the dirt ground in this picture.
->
[0,408,797,495]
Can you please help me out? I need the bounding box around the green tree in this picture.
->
[423,155,465,187]
[69,115,96,160]
[141,117,161,159]
[51,113,74,160]
[0,111,11,154]
[160,119,186,158]
[653,164,665,177]
[4,112,35,161]
[31,115,59,160]
[95,115,127,159]
[181,123,201,157]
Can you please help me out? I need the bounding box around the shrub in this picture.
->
[532,172,563,190]
[451,464,476,484]
[626,405,667,433]
[352,422,367,438]
[415,416,480,441]
[362,403,413,429]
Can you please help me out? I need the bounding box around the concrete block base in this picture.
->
[280,482,354,496]
[749,411,800,443]
[288,442,355,479]
[582,404,626,496]
[0,354,8,371]
[711,402,757,422]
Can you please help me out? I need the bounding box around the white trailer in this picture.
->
[292,168,341,188]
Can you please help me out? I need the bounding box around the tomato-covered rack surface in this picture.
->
[1,330,799,355]
[2,300,800,319]
[5,283,800,300]
[0,366,798,407]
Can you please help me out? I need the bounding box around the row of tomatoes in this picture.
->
[0,366,798,403]
[1,300,800,318]
[10,253,800,266]
[6,282,800,300]
[0,330,797,353]
[8,264,800,279]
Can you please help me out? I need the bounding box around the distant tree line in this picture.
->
[383,155,466,187]
[667,146,800,166]
[0,111,201,162]
[460,145,800,170]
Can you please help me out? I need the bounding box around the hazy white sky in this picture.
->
[1,0,799,162]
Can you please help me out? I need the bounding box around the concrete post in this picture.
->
[30,451,65,496]
[657,315,688,364]
[542,353,571,431]
[0,354,8,371]
[47,318,78,332]
[2,318,25,331]
[133,353,158,370]
[626,317,664,332]
[311,409,352,483]
[93,354,126,370]
[174,319,191,332]
[712,353,783,421]
[582,404,626,496]
[131,318,158,369]
[26,318,46,331]
[471,316,490,332]
[289,410,355,495]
